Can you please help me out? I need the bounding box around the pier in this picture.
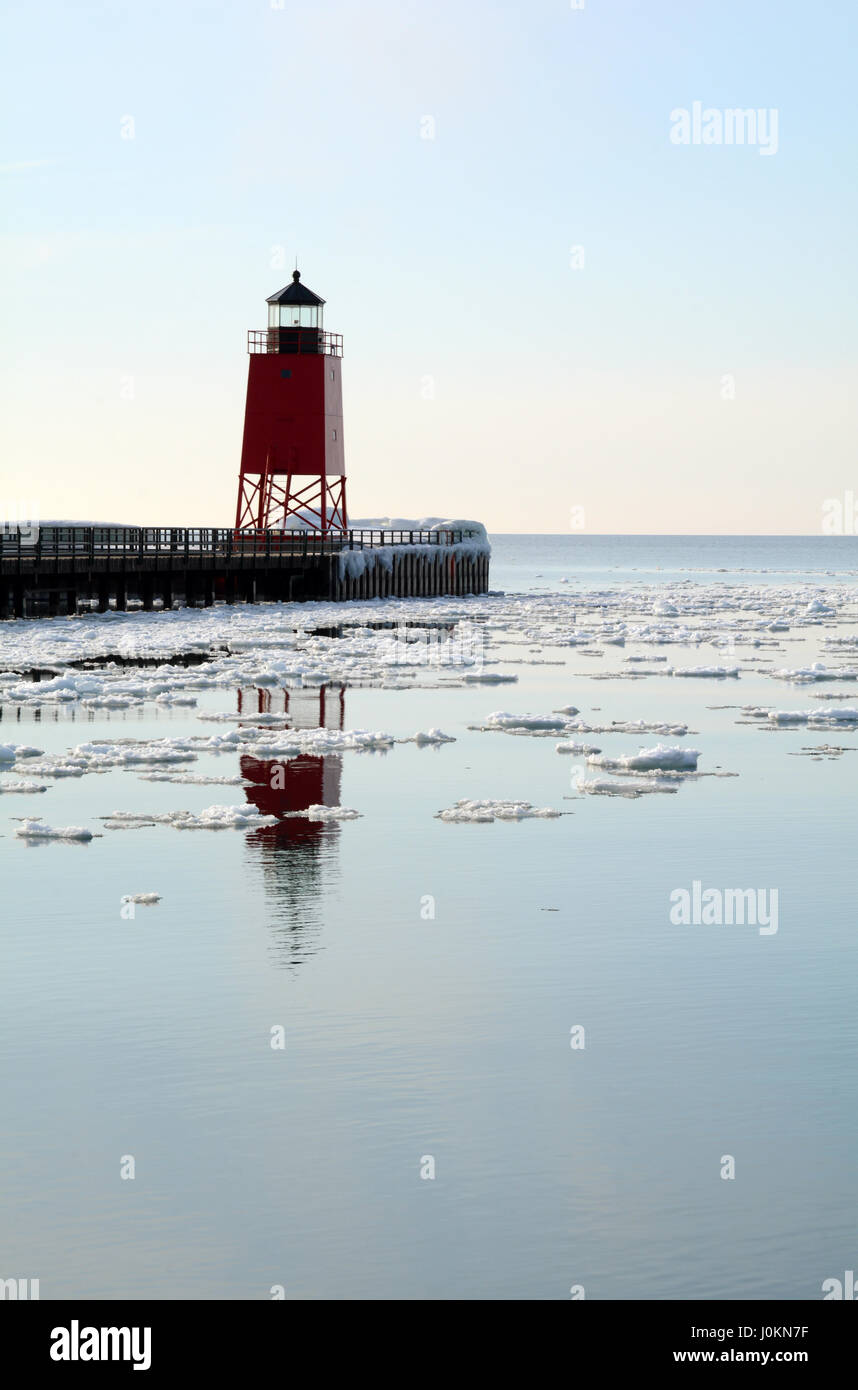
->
[0,526,490,619]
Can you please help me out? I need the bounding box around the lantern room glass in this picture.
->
[267,303,323,330]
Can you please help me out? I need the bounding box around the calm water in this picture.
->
[2,534,857,1300]
[491,533,858,590]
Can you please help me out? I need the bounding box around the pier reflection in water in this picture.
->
[239,683,346,969]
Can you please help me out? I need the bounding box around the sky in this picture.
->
[2,0,856,533]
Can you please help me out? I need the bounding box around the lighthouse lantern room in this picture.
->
[235,270,347,534]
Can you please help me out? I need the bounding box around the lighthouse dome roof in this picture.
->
[266,270,326,306]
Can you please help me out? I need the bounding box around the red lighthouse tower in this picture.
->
[235,270,347,534]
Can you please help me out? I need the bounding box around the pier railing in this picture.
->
[0,526,479,571]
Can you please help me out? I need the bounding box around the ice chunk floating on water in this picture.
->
[669,665,739,679]
[137,772,246,785]
[103,805,277,830]
[768,706,858,727]
[587,744,701,772]
[437,799,563,822]
[771,662,858,683]
[15,820,93,841]
[0,743,43,763]
[483,711,570,732]
[461,672,518,684]
[575,776,679,798]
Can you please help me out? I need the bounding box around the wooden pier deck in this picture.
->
[0,527,489,618]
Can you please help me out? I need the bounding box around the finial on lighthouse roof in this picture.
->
[292,269,301,283]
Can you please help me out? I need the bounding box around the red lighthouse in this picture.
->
[235,270,347,534]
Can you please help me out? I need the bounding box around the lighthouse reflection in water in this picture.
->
[238,682,346,969]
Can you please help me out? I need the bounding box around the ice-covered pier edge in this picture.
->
[0,518,490,617]
[334,518,490,598]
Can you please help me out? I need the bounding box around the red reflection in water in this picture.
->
[238,683,345,844]
[237,684,345,730]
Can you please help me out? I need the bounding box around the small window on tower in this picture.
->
[331,429,338,441]
[330,369,335,380]
[280,369,291,379]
